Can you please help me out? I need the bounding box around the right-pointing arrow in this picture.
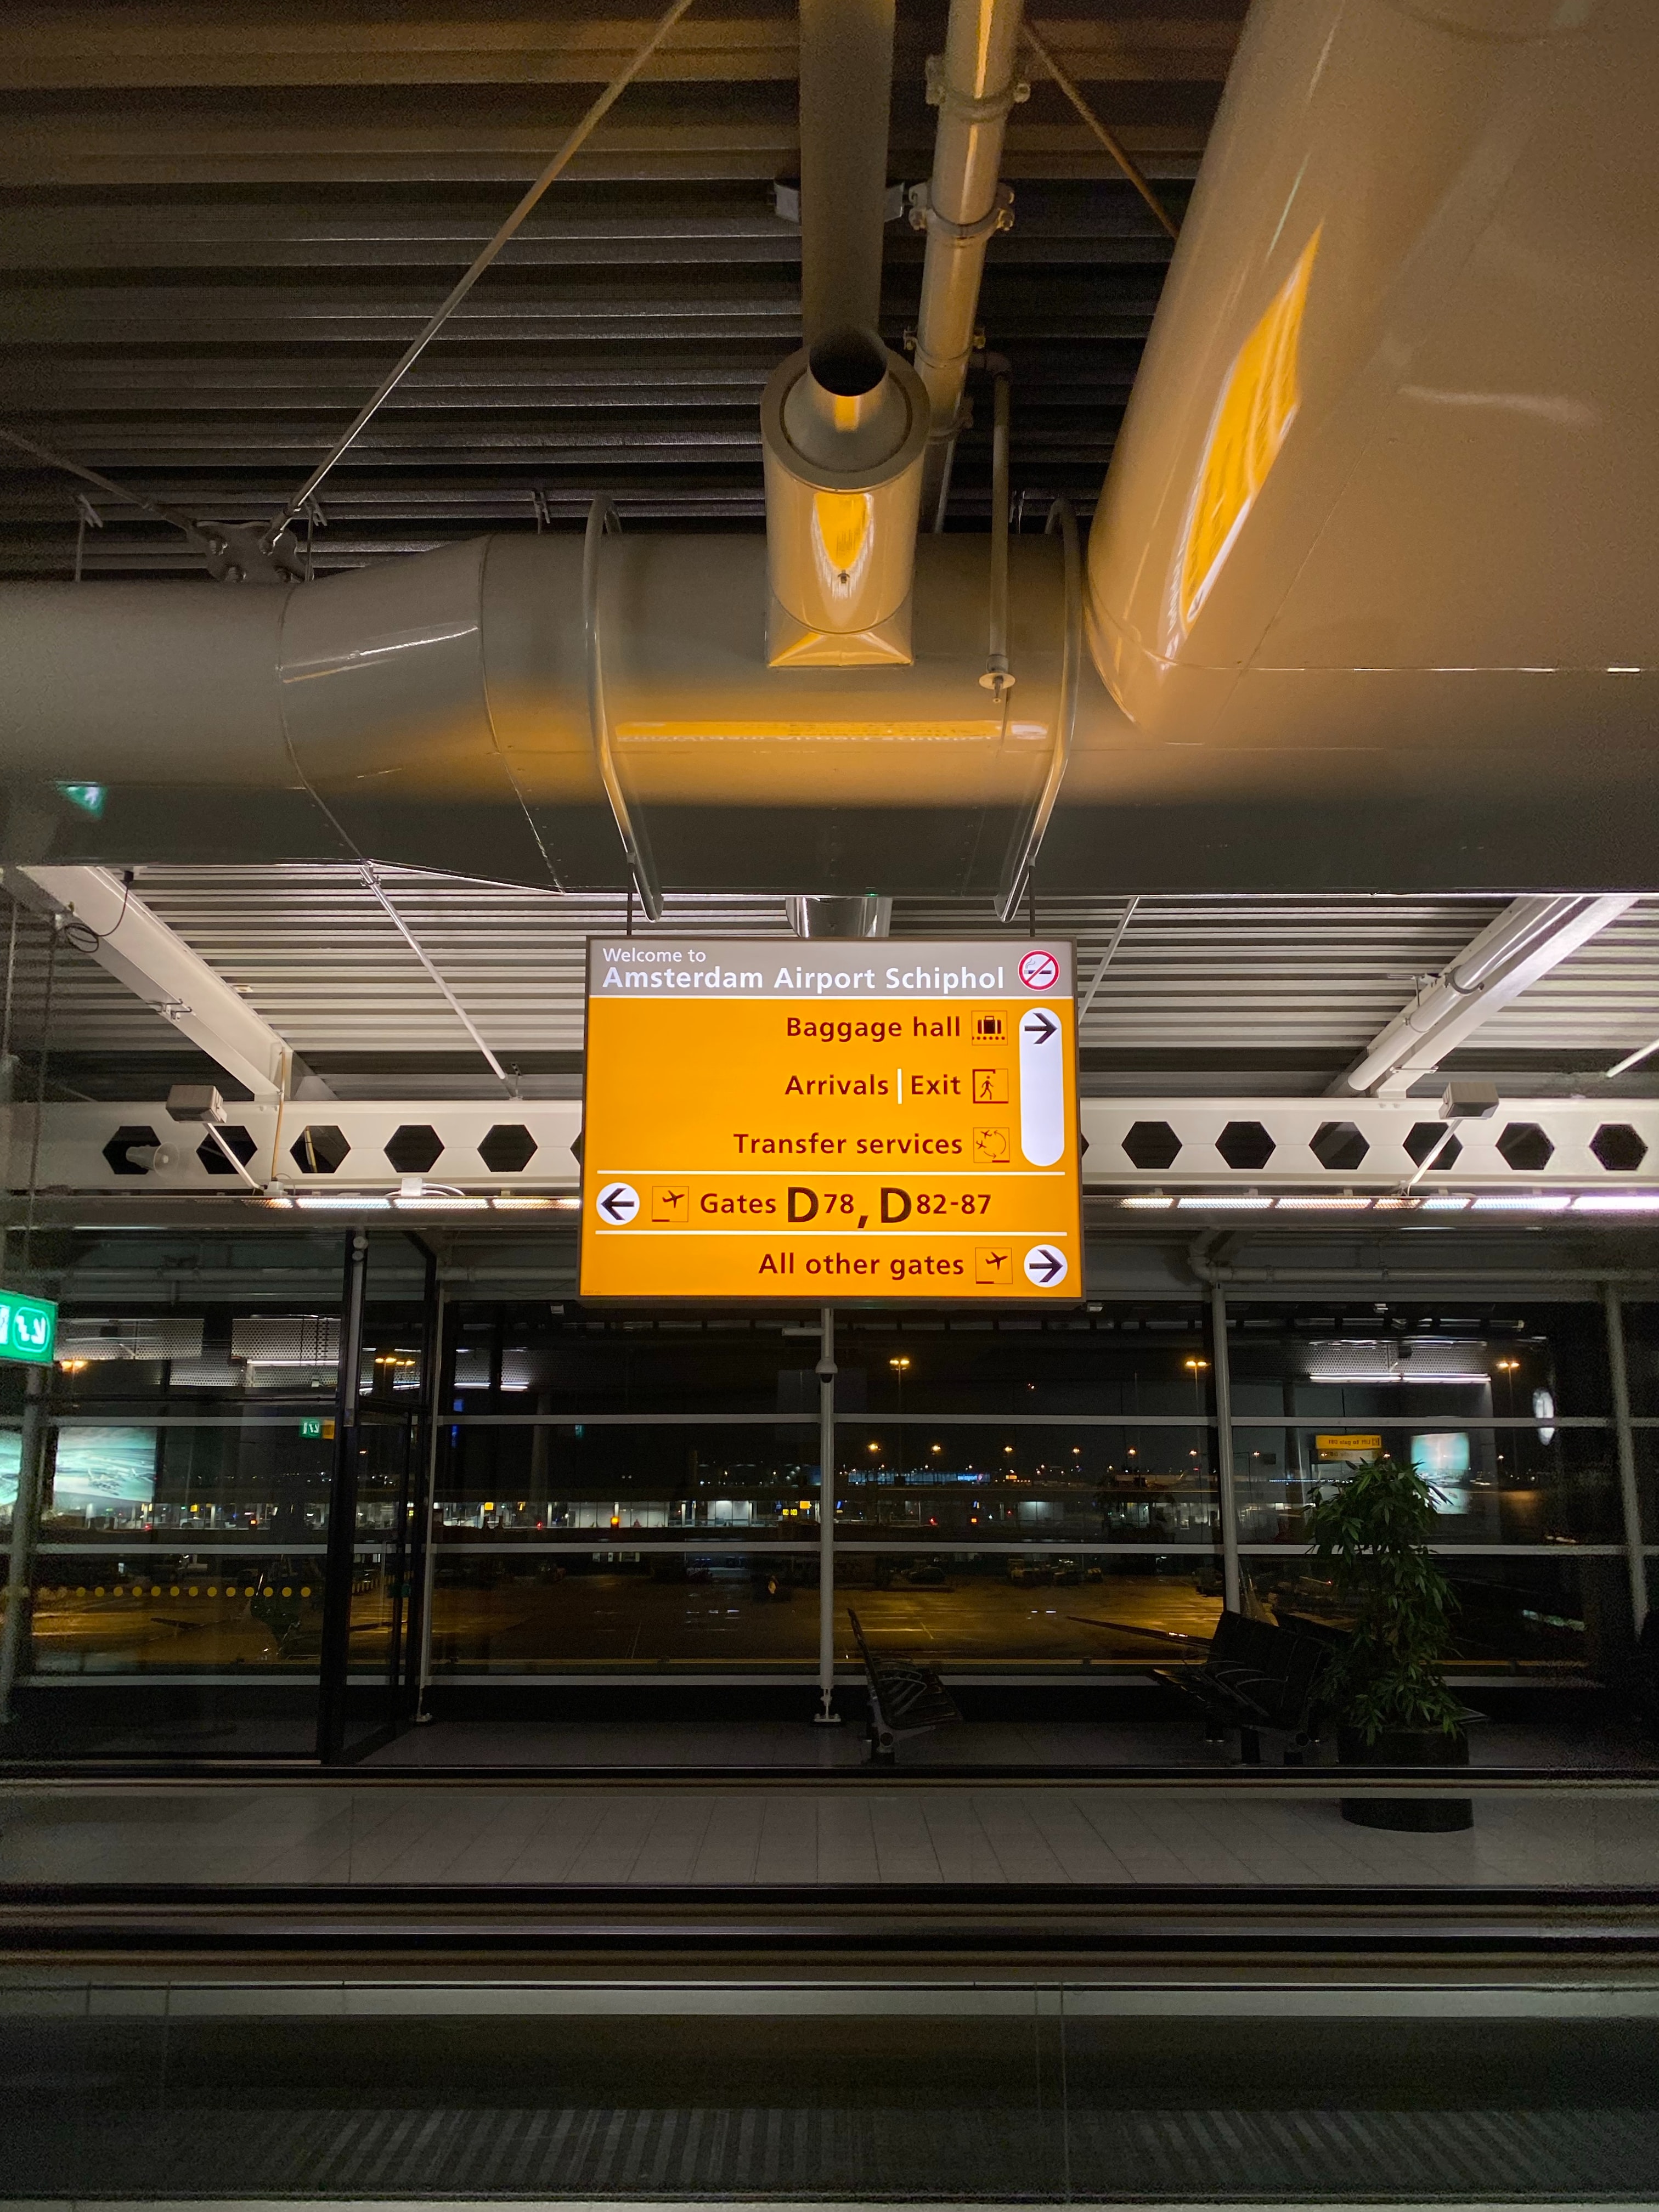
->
[1028,1247,1063,1284]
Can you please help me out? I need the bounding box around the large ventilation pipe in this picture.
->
[1082,0,1659,781]
[761,0,929,666]
[0,532,1075,893]
[909,0,1026,525]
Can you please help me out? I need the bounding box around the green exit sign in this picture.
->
[0,1290,57,1365]
[300,1417,323,1438]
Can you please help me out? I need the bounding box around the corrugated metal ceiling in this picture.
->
[2,870,1655,1095]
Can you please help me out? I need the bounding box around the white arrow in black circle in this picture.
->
[1023,1244,1068,1287]
[596,1181,640,1224]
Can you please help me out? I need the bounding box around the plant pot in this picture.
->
[1338,1725,1473,1832]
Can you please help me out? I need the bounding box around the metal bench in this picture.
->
[847,1607,960,1764]
[1071,1607,1331,1764]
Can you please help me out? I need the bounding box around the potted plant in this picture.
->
[1305,1455,1472,1832]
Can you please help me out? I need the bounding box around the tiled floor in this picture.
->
[366,1712,1659,1771]
[1,1779,1655,1889]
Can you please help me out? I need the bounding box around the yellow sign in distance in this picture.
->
[580,936,1080,1302]
[1314,1433,1384,1456]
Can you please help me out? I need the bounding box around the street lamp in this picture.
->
[1184,1356,1209,1476]
[1495,1356,1520,1468]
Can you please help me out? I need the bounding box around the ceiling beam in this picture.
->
[1337,894,1639,1098]
[5,866,295,1103]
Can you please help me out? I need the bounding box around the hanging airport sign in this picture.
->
[0,1287,57,1365]
[580,936,1081,1302]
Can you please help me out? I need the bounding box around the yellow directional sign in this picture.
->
[580,936,1081,1302]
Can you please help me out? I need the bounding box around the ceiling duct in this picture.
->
[1085,0,1659,794]
[788,895,893,939]
[5,0,1659,898]
[761,0,928,667]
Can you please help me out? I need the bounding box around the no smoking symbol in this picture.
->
[1018,948,1059,991]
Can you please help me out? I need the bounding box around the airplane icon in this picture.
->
[653,1183,690,1223]
[975,1245,1012,1284]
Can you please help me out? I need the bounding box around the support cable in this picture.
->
[1077,897,1139,1026]
[268,0,699,543]
[360,865,515,1095]
[1023,22,1180,242]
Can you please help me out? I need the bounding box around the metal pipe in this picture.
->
[1602,1283,1650,1639]
[798,0,895,352]
[0,1363,49,1724]
[815,1306,839,1722]
[1209,1282,1242,1613]
[1342,895,1639,1096]
[983,365,1012,699]
[912,0,1027,519]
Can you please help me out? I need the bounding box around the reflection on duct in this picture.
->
[1177,227,1320,635]
[812,492,875,602]
[761,331,929,666]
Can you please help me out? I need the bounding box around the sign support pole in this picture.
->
[1209,1281,1243,1615]
[317,1229,369,1764]
[1603,1283,1650,1638]
[0,1362,49,1724]
[815,1305,840,1722]
[412,1279,446,1723]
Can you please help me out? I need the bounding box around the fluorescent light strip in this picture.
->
[1273,1196,1373,1211]
[493,1195,580,1211]
[1176,1195,1272,1210]
[294,1194,392,1211]
[392,1196,490,1211]
[1420,1195,1470,1210]
[1471,1194,1572,1212]
[1119,1195,1174,1210]
[1573,1193,1659,1212]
